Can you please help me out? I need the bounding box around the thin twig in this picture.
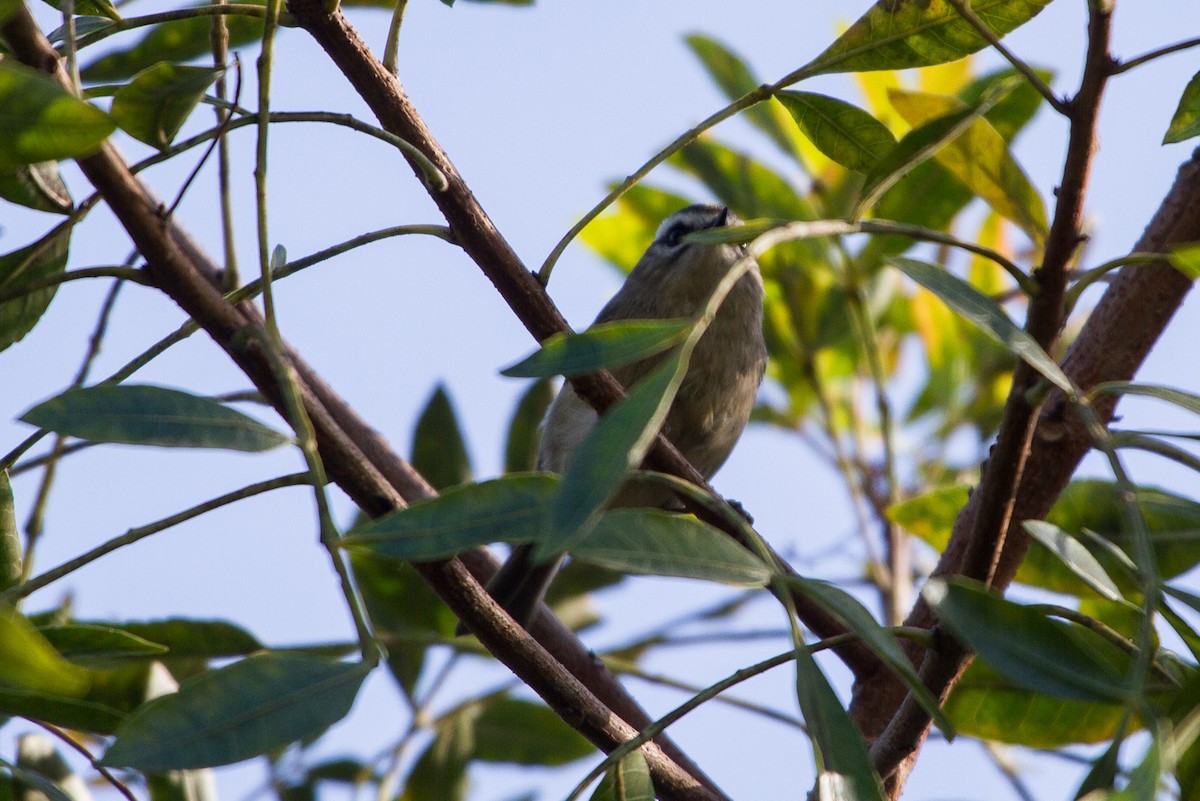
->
[32,721,137,801]
[1111,35,1200,75]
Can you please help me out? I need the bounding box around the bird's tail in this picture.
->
[455,544,565,635]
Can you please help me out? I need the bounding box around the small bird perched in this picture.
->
[484,203,767,629]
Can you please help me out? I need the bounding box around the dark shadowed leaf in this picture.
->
[0,686,125,734]
[0,162,73,213]
[889,89,1047,244]
[776,91,896,172]
[0,470,19,593]
[4,760,74,801]
[889,257,1071,392]
[343,474,558,560]
[473,696,594,765]
[787,576,953,736]
[111,64,221,149]
[38,624,168,664]
[0,608,90,697]
[543,352,687,559]
[101,654,370,771]
[0,231,70,353]
[1165,70,1200,144]
[502,320,689,379]
[97,618,263,659]
[39,0,119,20]
[0,61,114,166]
[504,378,554,473]
[401,705,475,801]
[21,384,290,451]
[924,578,1130,701]
[589,750,654,801]
[944,660,1125,747]
[792,640,887,801]
[572,509,771,585]
[411,384,473,491]
[807,0,1053,75]
[82,11,267,82]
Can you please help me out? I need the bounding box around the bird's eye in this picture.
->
[662,223,688,247]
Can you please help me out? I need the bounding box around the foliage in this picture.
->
[1,1,1200,800]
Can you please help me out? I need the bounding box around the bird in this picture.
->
[480,203,767,630]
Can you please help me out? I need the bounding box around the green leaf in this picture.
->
[110,63,221,150]
[1165,70,1200,144]
[38,624,169,664]
[776,91,896,172]
[572,509,771,585]
[589,750,654,801]
[82,11,267,83]
[0,61,115,166]
[886,484,969,551]
[581,185,693,272]
[889,88,1048,244]
[38,0,120,21]
[543,351,688,560]
[504,320,689,379]
[21,384,290,451]
[1090,380,1200,416]
[786,577,954,737]
[923,578,1130,701]
[807,0,1053,75]
[1020,521,1124,602]
[504,378,554,474]
[343,474,558,560]
[96,618,263,659]
[473,696,594,765]
[351,554,454,699]
[0,162,73,214]
[100,654,371,771]
[944,660,1124,747]
[146,769,217,801]
[401,704,474,801]
[0,686,125,735]
[1170,243,1200,280]
[792,641,886,801]
[0,471,20,593]
[411,384,472,491]
[889,257,1073,393]
[0,230,70,353]
[3,759,74,801]
[0,608,90,697]
[46,16,118,45]
[683,35,806,164]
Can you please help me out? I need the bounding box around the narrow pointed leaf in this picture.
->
[924,578,1130,701]
[890,257,1073,393]
[572,509,770,585]
[411,385,472,491]
[590,750,654,801]
[0,231,70,352]
[21,384,290,451]
[1021,521,1123,602]
[542,352,688,559]
[793,641,887,801]
[2,760,74,801]
[1164,70,1200,144]
[502,320,689,378]
[473,696,594,765]
[343,474,558,560]
[0,687,125,735]
[100,654,371,771]
[82,14,266,82]
[807,0,1053,75]
[1090,381,1200,416]
[39,624,169,662]
[0,61,115,167]
[96,618,263,659]
[787,576,954,737]
[776,91,896,172]
[0,470,20,593]
[0,608,90,697]
[504,378,555,473]
[39,0,120,21]
[889,89,1047,243]
[111,64,221,150]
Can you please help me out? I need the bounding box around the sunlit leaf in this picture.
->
[0,608,90,697]
[1164,70,1200,144]
[0,230,70,353]
[411,384,472,491]
[887,485,970,551]
[572,509,771,585]
[1170,243,1200,280]
[504,320,689,379]
[101,654,370,771]
[111,64,221,149]
[924,578,1130,701]
[776,91,896,172]
[21,384,290,451]
[343,474,557,560]
[0,61,114,166]
[0,471,19,593]
[889,257,1072,393]
[807,0,1053,75]
[889,88,1047,244]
